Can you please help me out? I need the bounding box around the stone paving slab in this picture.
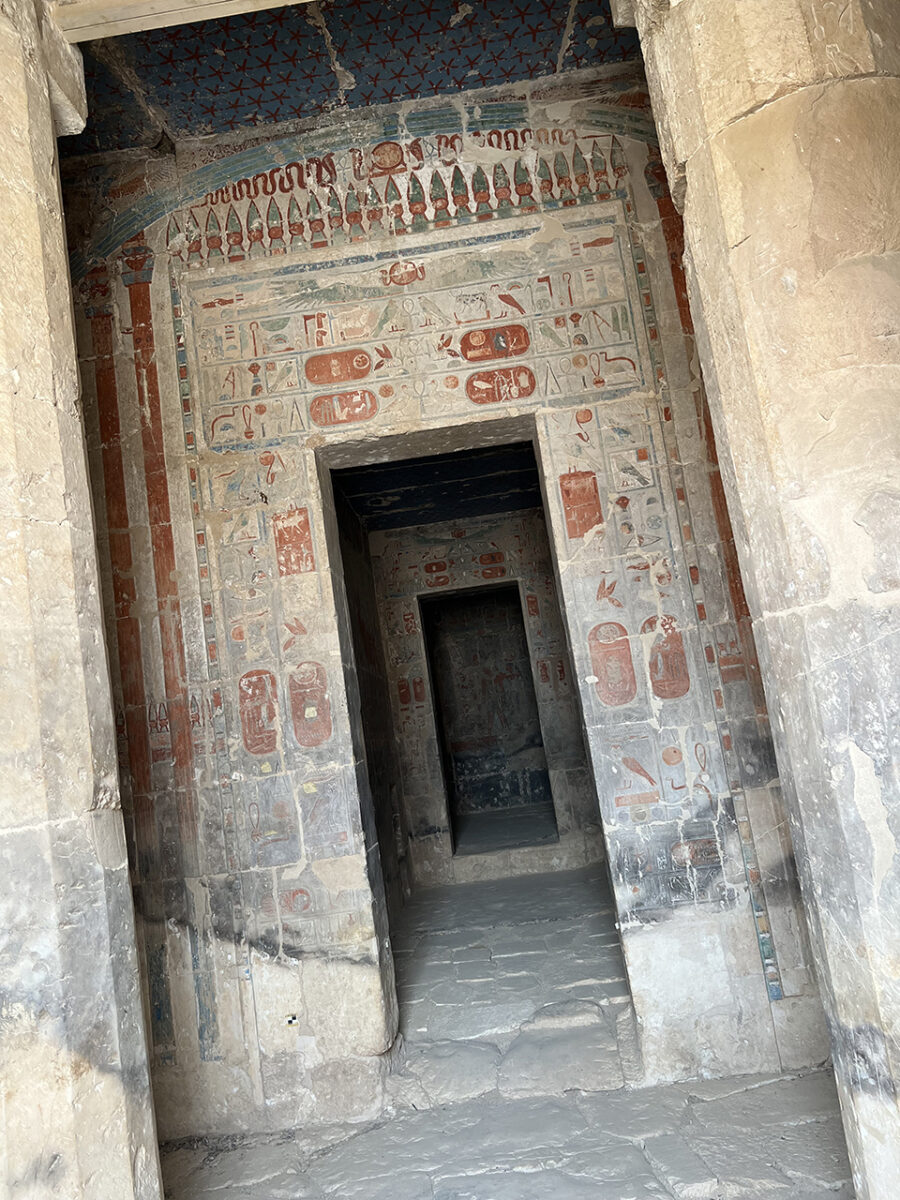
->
[389,1039,502,1108]
[160,869,851,1199]
[393,866,616,938]
[643,1134,718,1198]
[394,867,631,1053]
[498,1022,624,1097]
[433,1168,652,1199]
[161,1071,852,1199]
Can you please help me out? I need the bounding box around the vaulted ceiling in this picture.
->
[62,0,640,156]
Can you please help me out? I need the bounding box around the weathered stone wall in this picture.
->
[368,508,604,885]
[1,0,162,1196]
[64,66,827,1139]
[613,3,900,1194]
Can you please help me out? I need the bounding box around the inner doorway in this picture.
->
[324,432,605,911]
[323,428,625,1068]
[420,584,559,856]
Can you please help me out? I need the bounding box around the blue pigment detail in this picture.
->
[62,0,640,156]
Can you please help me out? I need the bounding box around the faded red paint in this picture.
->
[717,627,746,683]
[148,701,171,763]
[478,550,506,579]
[273,507,315,576]
[239,669,278,754]
[87,267,156,862]
[559,470,603,539]
[671,838,721,868]
[643,615,690,700]
[289,662,332,747]
[465,366,536,404]
[615,790,658,808]
[370,140,405,174]
[261,887,312,918]
[122,237,197,862]
[651,152,768,720]
[698,387,767,714]
[381,260,425,285]
[460,324,530,361]
[646,151,693,338]
[589,622,637,707]
[425,556,450,587]
[304,348,372,384]
[310,388,378,426]
[281,887,312,913]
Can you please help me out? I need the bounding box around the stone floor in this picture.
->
[453,803,560,856]
[161,866,853,1199]
[389,863,634,1080]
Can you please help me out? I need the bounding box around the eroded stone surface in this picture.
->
[642,1134,717,1199]
[161,866,850,1199]
[0,0,160,1196]
[622,1,900,1193]
[161,1070,851,1199]
[498,1023,625,1097]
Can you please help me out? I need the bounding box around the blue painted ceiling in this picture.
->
[62,0,640,156]
[332,442,543,530]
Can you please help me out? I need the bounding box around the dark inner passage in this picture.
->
[421,585,559,856]
[329,437,591,917]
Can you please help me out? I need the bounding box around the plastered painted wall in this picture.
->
[334,490,411,916]
[65,68,828,1139]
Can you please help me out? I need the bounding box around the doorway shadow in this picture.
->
[420,583,559,857]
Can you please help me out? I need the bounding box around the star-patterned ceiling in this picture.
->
[62,0,640,156]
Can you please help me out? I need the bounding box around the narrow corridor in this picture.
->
[389,866,634,1092]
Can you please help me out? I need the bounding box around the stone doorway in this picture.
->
[324,430,609,918]
[47,60,843,1176]
[324,426,626,1062]
[420,582,560,857]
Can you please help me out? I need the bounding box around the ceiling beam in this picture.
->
[50,0,314,43]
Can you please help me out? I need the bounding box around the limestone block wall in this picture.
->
[64,68,827,1139]
[614,6,900,1191]
[0,0,163,1195]
[368,508,604,885]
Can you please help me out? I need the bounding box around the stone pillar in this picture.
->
[617,2,900,1196]
[120,235,199,875]
[0,1,162,1197]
